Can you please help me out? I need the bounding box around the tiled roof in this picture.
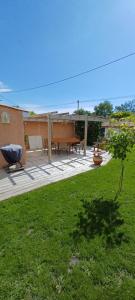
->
[0,103,29,112]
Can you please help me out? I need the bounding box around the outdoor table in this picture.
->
[52,137,80,144]
[51,137,80,152]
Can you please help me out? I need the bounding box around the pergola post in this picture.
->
[84,114,88,156]
[47,113,52,163]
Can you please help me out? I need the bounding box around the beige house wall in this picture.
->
[0,106,25,168]
[52,122,75,138]
[24,121,75,148]
[0,107,75,168]
[24,121,48,139]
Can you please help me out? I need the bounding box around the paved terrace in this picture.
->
[0,148,111,201]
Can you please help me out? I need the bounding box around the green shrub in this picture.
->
[111,111,131,119]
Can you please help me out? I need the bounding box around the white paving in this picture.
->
[0,149,111,201]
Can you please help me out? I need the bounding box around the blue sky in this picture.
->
[0,0,135,113]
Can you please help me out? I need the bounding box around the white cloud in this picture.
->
[0,81,12,92]
[22,103,74,114]
[22,104,44,114]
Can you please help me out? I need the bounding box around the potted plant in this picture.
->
[93,151,103,166]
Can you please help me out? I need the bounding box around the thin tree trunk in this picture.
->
[114,159,125,201]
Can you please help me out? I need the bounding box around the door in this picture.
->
[28,136,43,150]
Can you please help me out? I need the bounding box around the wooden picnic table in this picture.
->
[45,137,80,153]
[53,137,80,153]
[51,137,80,145]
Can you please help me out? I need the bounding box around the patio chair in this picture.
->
[42,139,58,155]
[51,142,57,154]
[57,143,69,154]
[74,139,84,153]
[42,138,48,155]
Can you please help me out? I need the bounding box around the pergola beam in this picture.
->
[50,114,107,122]
[84,114,88,156]
[24,114,109,125]
[47,114,52,163]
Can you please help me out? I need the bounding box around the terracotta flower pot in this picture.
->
[93,155,103,166]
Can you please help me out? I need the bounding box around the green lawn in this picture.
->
[0,152,135,300]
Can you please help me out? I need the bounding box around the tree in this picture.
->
[94,101,113,117]
[115,99,135,113]
[111,111,131,120]
[73,126,135,248]
[107,126,135,201]
[29,111,36,116]
[74,108,91,116]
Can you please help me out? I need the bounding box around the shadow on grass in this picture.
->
[72,197,128,248]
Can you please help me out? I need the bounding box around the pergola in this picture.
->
[24,113,109,163]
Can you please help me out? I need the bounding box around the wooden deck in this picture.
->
[0,148,111,201]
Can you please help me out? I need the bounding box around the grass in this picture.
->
[0,152,135,299]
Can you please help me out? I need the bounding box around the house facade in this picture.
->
[0,106,76,167]
[0,105,109,168]
[0,104,25,168]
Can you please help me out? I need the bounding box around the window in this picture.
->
[1,111,10,123]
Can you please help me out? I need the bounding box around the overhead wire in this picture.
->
[2,51,135,94]
[24,94,135,109]
[0,93,18,107]
[1,93,135,110]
